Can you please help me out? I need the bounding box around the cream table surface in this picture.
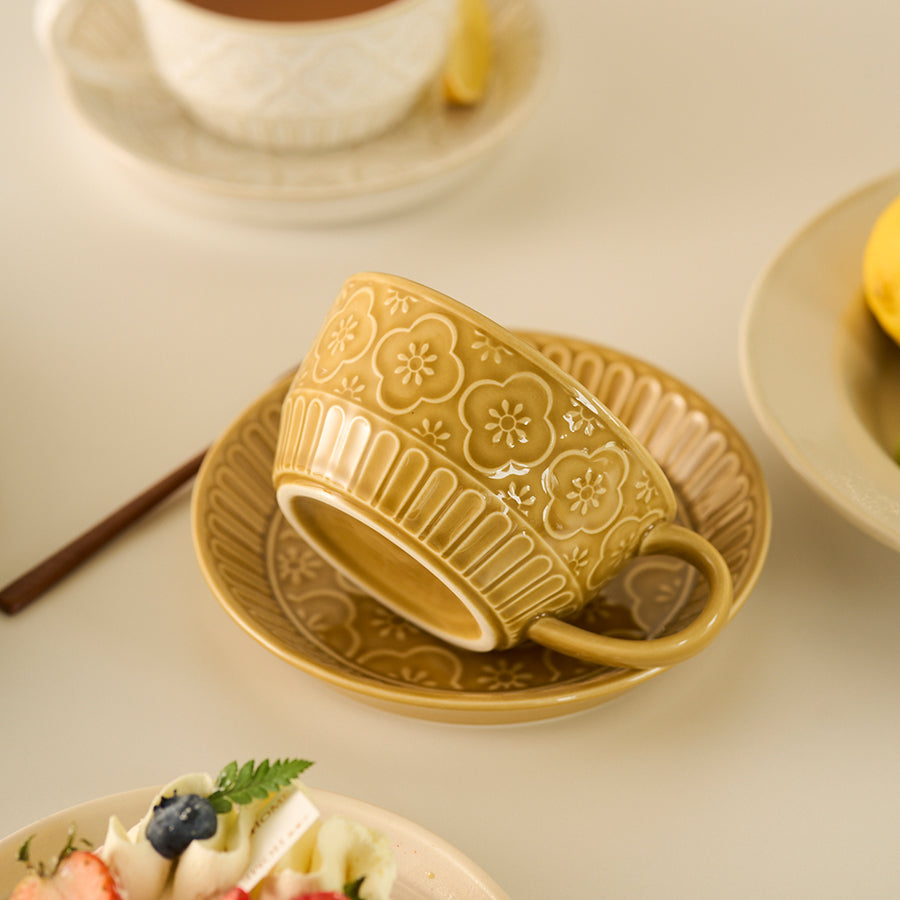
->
[3,1,900,897]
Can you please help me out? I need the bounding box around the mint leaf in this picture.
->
[16,826,91,876]
[207,758,313,814]
[16,836,33,866]
[343,877,366,900]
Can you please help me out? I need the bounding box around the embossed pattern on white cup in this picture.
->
[134,0,455,150]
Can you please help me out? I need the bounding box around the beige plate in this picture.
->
[192,334,770,724]
[0,787,510,900]
[36,0,548,225]
[741,171,900,551]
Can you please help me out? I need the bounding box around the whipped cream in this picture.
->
[99,773,396,900]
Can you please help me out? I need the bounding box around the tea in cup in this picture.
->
[272,273,733,669]
[129,0,455,150]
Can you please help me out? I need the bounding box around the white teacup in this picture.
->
[41,0,456,151]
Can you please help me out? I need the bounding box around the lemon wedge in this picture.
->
[443,0,492,106]
[863,193,900,347]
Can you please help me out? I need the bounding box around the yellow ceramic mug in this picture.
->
[273,273,732,669]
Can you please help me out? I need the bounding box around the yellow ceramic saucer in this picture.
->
[192,334,770,724]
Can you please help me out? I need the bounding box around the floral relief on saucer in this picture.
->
[267,512,696,693]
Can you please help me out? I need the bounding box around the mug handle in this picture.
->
[35,0,151,89]
[526,523,733,669]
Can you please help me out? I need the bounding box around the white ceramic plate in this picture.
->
[0,787,510,900]
[741,171,900,552]
[35,0,548,225]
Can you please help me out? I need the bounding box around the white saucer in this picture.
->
[0,786,511,899]
[741,171,900,552]
[36,0,549,225]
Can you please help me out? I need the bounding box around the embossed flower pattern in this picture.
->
[586,516,652,590]
[601,520,640,569]
[499,481,536,515]
[370,606,421,641]
[309,286,377,383]
[460,372,555,474]
[475,658,534,690]
[487,399,531,447]
[397,667,440,688]
[394,341,438,385]
[543,444,630,539]
[412,417,451,449]
[472,330,512,364]
[276,538,324,586]
[564,402,603,437]
[374,314,464,413]
[634,475,658,504]
[566,468,608,515]
[564,545,590,574]
[383,288,417,315]
[335,374,365,400]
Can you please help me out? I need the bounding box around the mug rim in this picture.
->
[135,0,445,35]
[277,481,506,651]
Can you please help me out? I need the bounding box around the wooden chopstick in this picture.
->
[0,448,208,615]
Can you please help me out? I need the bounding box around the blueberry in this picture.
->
[146,793,218,859]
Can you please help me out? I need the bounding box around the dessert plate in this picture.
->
[35,0,548,225]
[192,333,770,724]
[0,787,510,900]
[741,171,900,552]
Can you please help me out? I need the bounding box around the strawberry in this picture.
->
[290,894,355,900]
[50,851,120,900]
[10,832,120,900]
[214,873,365,900]
[7,873,45,900]
[10,850,120,900]
[290,878,366,900]
[217,890,250,900]
[216,889,350,900]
